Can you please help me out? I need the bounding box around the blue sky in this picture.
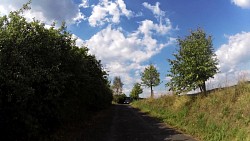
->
[1,0,250,97]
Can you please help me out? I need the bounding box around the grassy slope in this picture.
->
[131,82,250,141]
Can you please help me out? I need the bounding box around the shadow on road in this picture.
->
[77,104,197,141]
[130,106,184,139]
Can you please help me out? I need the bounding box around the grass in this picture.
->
[131,81,250,141]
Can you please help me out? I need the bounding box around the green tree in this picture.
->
[166,28,218,96]
[112,76,123,95]
[113,93,126,104]
[0,4,112,140]
[130,83,143,100]
[141,64,160,98]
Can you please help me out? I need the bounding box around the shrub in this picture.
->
[0,6,112,140]
[113,94,126,104]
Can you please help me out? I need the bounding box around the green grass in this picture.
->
[131,81,250,141]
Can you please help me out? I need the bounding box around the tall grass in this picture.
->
[131,81,250,141]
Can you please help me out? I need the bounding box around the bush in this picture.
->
[113,94,126,104]
[0,7,112,140]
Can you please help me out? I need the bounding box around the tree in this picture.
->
[166,28,218,96]
[141,64,160,98]
[0,4,112,140]
[130,83,143,100]
[113,93,126,104]
[112,76,123,95]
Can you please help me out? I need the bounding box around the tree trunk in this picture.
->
[150,85,153,98]
[200,82,207,96]
[202,82,207,96]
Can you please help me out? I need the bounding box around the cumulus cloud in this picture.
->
[117,0,132,17]
[231,0,250,9]
[138,19,172,36]
[72,34,85,47]
[142,2,165,19]
[86,20,174,93]
[206,32,250,89]
[79,0,89,8]
[87,21,173,64]
[85,1,175,95]
[216,32,250,73]
[0,0,85,25]
[88,0,132,27]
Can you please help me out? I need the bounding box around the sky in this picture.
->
[1,0,250,97]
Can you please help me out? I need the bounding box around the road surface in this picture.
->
[79,104,198,141]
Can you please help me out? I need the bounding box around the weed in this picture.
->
[131,81,250,141]
[222,106,230,116]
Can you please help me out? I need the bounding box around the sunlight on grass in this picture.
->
[131,81,250,141]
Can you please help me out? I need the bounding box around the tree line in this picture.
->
[114,28,218,99]
[0,6,112,140]
[112,64,160,101]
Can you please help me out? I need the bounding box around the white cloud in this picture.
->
[216,32,250,73]
[138,19,172,36]
[207,70,250,90]
[117,0,132,17]
[86,1,174,96]
[232,0,250,9]
[206,31,250,90]
[72,34,85,47]
[79,0,89,8]
[142,2,165,19]
[87,20,173,63]
[88,0,133,27]
[86,19,174,94]
[165,76,172,82]
[0,0,85,25]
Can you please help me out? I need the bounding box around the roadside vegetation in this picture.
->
[132,29,249,141]
[132,81,250,141]
[0,5,112,141]
[141,64,160,98]
[130,83,143,100]
[113,94,127,104]
[111,76,127,104]
[167,28,218,96]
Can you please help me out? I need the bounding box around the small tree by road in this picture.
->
[141,64,160,98]
[113,93,126,104]
[166,28,218,96]
[112,76,123,95]
[130,83,143,100]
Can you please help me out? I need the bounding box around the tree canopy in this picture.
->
[112,76,123,95]
[141,64,160,98]
[166,28,218,95]
[130,83,143,100]
[0,6,112,140]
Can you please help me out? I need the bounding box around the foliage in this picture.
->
[141,64,160,97]
[113,94,127,104]
[112,76,123,95]
[167,28,218,95]
[132,82,250,141]
[130,83,143,100]
[0,7,112,141]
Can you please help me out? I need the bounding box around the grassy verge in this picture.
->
[131,82,250,141]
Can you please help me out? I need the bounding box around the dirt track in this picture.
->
[79,104,197,141]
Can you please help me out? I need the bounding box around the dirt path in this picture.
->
[79,104,198,141]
